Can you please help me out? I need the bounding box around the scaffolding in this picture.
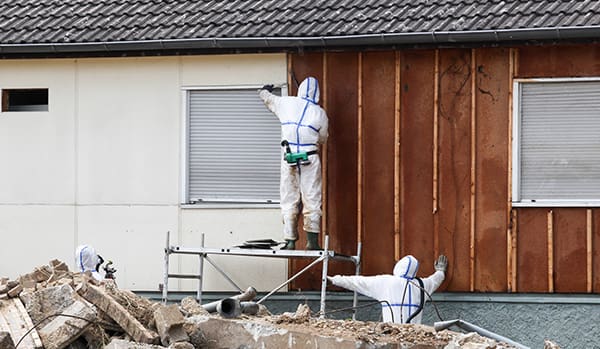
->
[162,231,361,318]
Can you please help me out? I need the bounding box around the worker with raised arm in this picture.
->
[328,255,448,324]
[258,77,329,250]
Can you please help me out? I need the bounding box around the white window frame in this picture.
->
[512,77,600,207]
[180,84,287,208]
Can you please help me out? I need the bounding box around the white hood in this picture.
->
[297,77,320,104]
[393,255,419,279]
[75,244,102,280]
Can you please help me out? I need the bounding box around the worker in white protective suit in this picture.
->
[328,255,448,324]
[259,77,328,250]
[75,244,103,281]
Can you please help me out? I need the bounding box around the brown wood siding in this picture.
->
[437,49,472,291]
[361,51,397,275]
[518,45,600,78]
[399,50,436,280]
[554,209,587,292]
[516,208,549,292]
[594,209,600,292]
[474,48,510,291]
[287,44,600,293]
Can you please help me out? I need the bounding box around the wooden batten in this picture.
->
[548,210,554,292]
[322,53,328,237]
[588,209,593,293]
[469,48,476,292]
[507,48,516,292]
[394,51,401,261]
[433,49,440,257]
[357,52,363,244]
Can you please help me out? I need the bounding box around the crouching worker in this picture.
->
[327,255,448,324]
[75,244,104,281]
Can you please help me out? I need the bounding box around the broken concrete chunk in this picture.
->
[79,282,159,344]
[37,299,96,349]
[6,280,18,289]
[7,284,23,298]
[0,284,7,294]
[153,304,189,346]
[0,331,15,349]
[103,338,165,349]
[168,342,194,349]
[50,259,69,272]
[180,296,208,317]
[21,284,77,326]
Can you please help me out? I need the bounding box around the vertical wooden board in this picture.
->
[437,49,472,291]
[518,44,600,77]
[594,209,600,292]
[474,48,510,292]
[289,53,325,289]
[361,51,396,275]
[553,208,587,292]
[325,52,359,280]
[399,50,436,276]
[290,52,324,95]
[517,208,549,292]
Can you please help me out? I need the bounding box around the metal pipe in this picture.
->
[434,319,530,349]
[162,231,170,304]
[217,299,259,318]
[202,286,257,313]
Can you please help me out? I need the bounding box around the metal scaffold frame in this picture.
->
[162,231,362,318]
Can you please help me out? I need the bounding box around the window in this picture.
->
[512,78,600,206]
[183,86,283,204]
[1,88,48,112]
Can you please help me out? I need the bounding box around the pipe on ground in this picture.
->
[434,319,530,349]
[202,286,257,313]
[217,298,259,318]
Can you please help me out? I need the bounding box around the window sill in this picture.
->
[181,203,280,209]
[512,200,600,208]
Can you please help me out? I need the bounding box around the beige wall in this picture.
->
[0,54,287,291]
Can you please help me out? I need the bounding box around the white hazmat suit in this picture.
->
[259,77,328,244]
[328,255,445,324]
[75,244,103,281]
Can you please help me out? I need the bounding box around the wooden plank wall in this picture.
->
[290,44,599,293]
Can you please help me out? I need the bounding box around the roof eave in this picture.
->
[1,26,599,55]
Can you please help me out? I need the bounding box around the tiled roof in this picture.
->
[1,0,600,50]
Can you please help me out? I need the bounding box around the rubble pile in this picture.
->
[0,261,550,349]
[0,260,207,349]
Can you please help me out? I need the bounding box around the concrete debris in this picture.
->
[0,331,16,349]
[544,340,561,349]
[1,259,553,349]
[153,304,189,346]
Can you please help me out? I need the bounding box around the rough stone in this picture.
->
[180,296,208,317]
[7,284,23,298]
[103,338,165,349]
[0,284,7,294]
[21,284,77,326]
[182,322,207,349]
[168,342,194,349]
[154,304,189,346]
[0,331,15,349]
[78,282,159,344]
[37,300,96,349]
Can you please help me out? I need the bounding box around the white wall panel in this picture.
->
[77,205,178,290]
[179,208,285,292]
[0,60,76,204]
[181,54,286,86]
[77,58,180,204]
[0,206,74,279]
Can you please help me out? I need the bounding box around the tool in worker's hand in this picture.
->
[103,260,117,279]
[281,140,310,164]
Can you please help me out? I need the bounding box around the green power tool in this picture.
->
[281,140,309,164]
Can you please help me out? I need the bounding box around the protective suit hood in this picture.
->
[297,77,320,104]
[393,255,419,279]
[75,244,102,280]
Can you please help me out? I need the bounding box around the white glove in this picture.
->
[326,276,334,283]
[434,255,448,272]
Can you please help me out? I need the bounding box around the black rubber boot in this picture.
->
[282,239,296,250]
[306,232,322,250]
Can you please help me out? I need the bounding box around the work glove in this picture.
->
[326,276,334,284]
[260,84,275,93]
[434,255,448,272]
